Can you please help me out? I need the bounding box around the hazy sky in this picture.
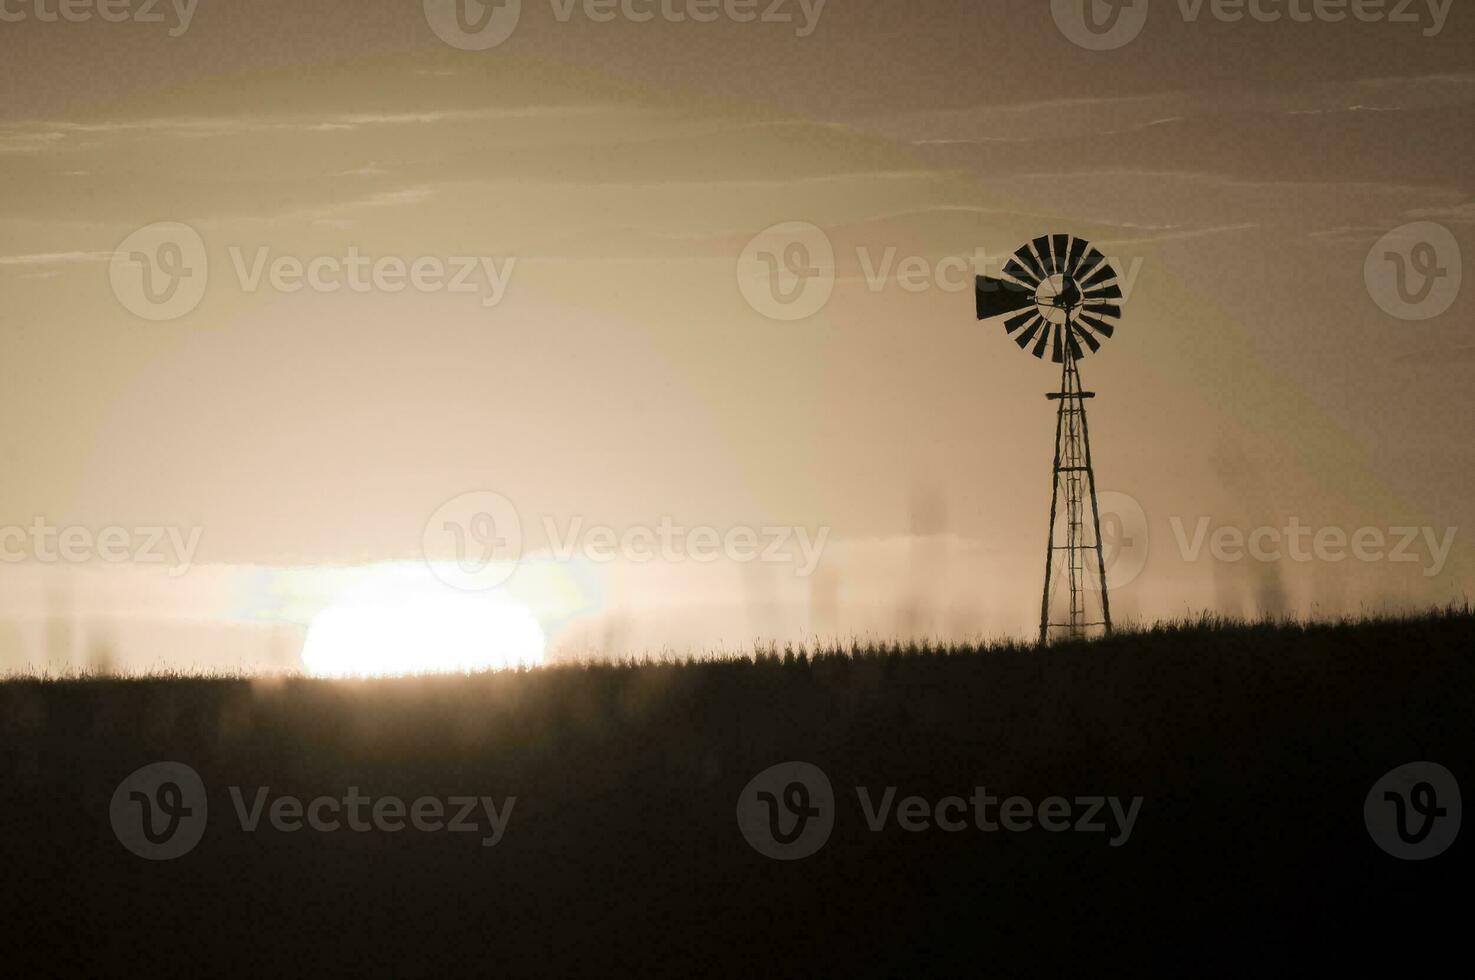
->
[1,1,1471,670]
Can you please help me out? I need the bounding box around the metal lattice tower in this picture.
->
[1040,314,1111,644]
[974,233,1122,646]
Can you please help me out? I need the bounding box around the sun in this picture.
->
[301,579,545,677]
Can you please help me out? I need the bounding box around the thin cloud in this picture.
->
[1307,225,1389,243]
[1399,344,1475,364]
[0,106,622,151]
[247,185,438,224]
[912,115,1188,146]
[864,72,1475,144]
[1014,169,1465,200]
[1093,223,1260,247]
[334,163,392,177]
[0,131,66,154]
[0,250,114,267]
[1405,202,1475,223]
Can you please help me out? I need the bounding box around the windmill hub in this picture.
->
[974,234,1125,645]
[1038,275,1084,324]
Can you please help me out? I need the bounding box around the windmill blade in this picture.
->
[1003,310,1036,335]
[1051,324,1065,364]
[1080,313,1116,338]
[1083,261,1118,289]
[1075,247,1107,282]
[1073,323,1102,353]
[1031,236,1057,275]
[1051,235,1070,274]
[1013,244,1047,283]
[1067,331,1085,361]
[1085,303,1122,319]
[1065,237,1088,277]
[1003,256,1041,288]
[1015,317,1043,349]
[976,276,1037,320]
[1031,322,1051,358]
[1084,283,1123,301]
[1075,317,1104,341]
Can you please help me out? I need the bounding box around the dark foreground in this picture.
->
[3,612,1470,977]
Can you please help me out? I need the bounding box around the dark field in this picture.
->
[4,611,1471,977]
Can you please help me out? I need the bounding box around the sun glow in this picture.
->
[301,581,545,677]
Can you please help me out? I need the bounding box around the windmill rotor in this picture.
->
[975,234,1122,363]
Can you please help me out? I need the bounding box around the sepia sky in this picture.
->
[1,1,1472,671]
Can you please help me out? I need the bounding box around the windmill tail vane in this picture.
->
[974,234,1123,645]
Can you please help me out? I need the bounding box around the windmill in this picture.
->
[975,234,1123,645]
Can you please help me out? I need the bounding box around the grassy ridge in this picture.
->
[3,610,1470,976]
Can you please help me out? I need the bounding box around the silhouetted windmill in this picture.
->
[976,235,1123,644]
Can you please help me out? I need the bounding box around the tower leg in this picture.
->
[1040,337,1070,646]
[1079,397,1113,636]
